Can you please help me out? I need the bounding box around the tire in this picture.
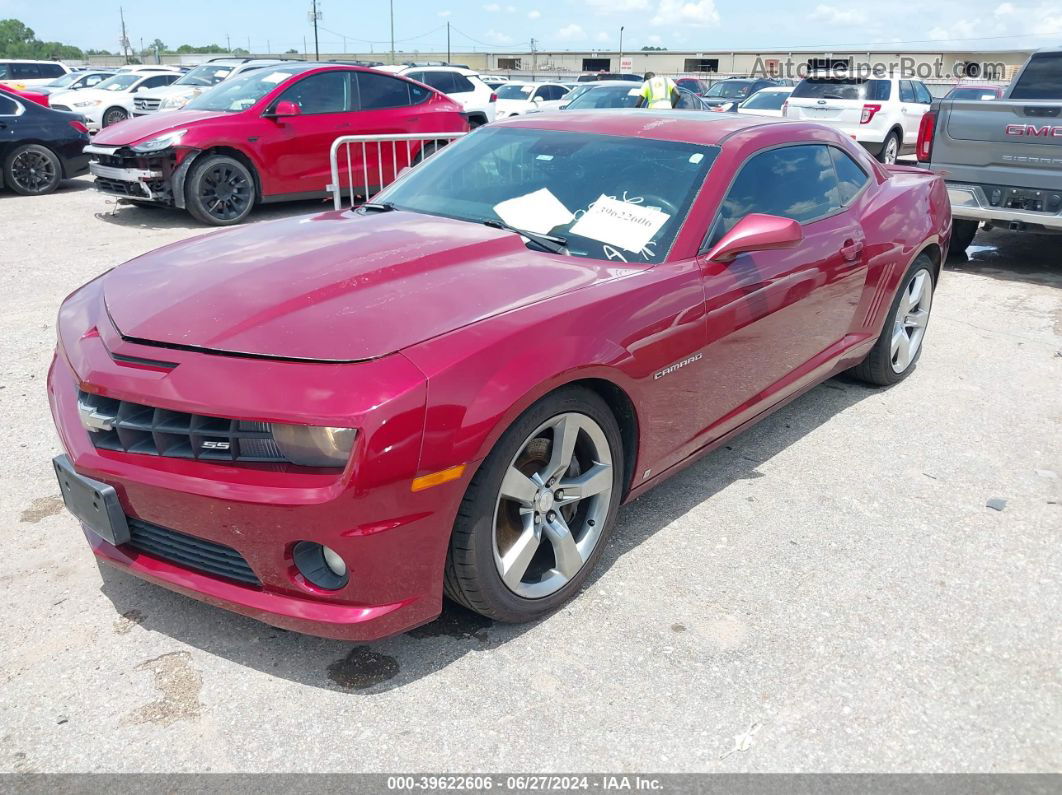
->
[3,144,62,195]
[849,254,935,386]
[876,130,901,164]
[444,386,625,623]
[411,141,445,166]
[184,154,256,226]
[949,219,979,256]
[102,107,128,127]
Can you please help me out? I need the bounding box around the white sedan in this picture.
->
[735,86,794,117]
[49,71,180,130]
[494,82,570,119]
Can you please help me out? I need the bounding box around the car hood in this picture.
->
[54,87,129,104]
[91,109,226,145]
[102,210,641,362]
[495,98,530,112]
[137,83,199,99]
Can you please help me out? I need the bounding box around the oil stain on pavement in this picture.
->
[123,651,203,726]
[327,647,400,689]
[20,496,63,523]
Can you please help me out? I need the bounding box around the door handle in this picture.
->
[841,239,864,262]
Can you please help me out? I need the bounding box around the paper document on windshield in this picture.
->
[570,195,670,253]
[492,189,574,235]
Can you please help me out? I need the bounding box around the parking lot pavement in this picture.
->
[1,178,1059,773]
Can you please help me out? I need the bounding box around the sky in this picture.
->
[3,0,1060,54]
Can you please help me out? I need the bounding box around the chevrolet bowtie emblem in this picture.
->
[77,398,114,432]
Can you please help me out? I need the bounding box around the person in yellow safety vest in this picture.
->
[637,71,680,109]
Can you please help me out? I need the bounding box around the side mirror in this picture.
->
[704,213,803,263]
[559,102,569,110]
[532,96,543,104]
[269,100,301,118]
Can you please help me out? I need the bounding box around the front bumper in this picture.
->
[945,182,1062,230]
[48,283,465,640]
[85,144,174,203]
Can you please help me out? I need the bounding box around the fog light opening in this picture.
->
[293,541,349,590]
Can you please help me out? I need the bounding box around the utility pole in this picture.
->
[619,26,624,69]
[247,36,251,54]
[530,37,537,81]
[226,33,231,52]
[118,6,130,64]
[389,0,395,65]
[303,35,307,58]
[446,21,450,64]
[267,39,271,54]
[309,0,321,60]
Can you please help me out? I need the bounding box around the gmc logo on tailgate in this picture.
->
[1005,124,1062,137]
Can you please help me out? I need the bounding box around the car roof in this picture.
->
[754,86,794,92]
[498,108,791,144]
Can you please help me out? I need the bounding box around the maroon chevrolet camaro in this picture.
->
[50,110,951,640]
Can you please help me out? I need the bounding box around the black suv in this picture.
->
[701,77,784,109]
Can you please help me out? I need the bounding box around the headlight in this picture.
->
[271,424,356,468]
[159,94,189,110]
[130,129,187,153]
[72,99,100,108]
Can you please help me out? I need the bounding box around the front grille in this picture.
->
[126,518,260,586]
[78,390,289,463]
[94,176,148,197]
[133,97,161,112]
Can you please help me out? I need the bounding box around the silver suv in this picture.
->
[132,57,296,116]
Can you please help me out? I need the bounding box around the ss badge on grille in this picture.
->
[201,441,231,450]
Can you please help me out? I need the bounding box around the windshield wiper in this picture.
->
[357,201,397,213]
[483,219,567,254]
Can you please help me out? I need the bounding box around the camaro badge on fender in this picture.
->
[654,353,703,380]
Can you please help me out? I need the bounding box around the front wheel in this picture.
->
[102,107,128,127]
[444,386,624,622]
[184,154,256,226]
[850,255,935,386]
[876,131,900,165]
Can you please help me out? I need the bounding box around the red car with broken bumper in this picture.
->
[50,111,951,640]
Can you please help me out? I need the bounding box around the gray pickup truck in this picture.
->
[917,47,1062,255]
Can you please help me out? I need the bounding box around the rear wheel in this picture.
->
[850,254,935,386]
[102,107,128,127]
[949,219,979,256]
[877,130,900,164]
[4,144,62,195]
[444,386,624,622]
[184,154,256,226]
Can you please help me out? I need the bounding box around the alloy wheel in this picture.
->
[883,136,898,164]
[103,108,128,126]
[199,164,252,222]
[891,268,933,373]
[10,149,57,193]
[492,412,614,599]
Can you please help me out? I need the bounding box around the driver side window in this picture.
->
[276,71,350,114]
[714,144,842,241]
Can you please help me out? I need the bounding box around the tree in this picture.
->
[150,38,167,53]
[0,18,83,59]
[640,45,668,51]
[285,48,298,54]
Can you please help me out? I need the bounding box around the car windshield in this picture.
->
[740,90,789,110]
[792,77,891,100]
[377,126,717,263]
[176,63,237,87]
[706,81,753,98]
[46,73,79,88]
[95,74,141,92]
[496,83,534,99]
[185,67,304,112]
[565,85,642,109]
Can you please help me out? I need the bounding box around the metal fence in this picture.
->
[327,132,468,210]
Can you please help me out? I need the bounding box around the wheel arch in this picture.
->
[102,105,129,125]
[173,146,262,209]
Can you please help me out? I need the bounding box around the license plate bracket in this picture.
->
[53,455,130,546]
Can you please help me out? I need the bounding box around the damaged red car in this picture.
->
[84,63,467,225]
[50,111,951,640]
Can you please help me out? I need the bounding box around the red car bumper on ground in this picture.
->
[47,291,472,640]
